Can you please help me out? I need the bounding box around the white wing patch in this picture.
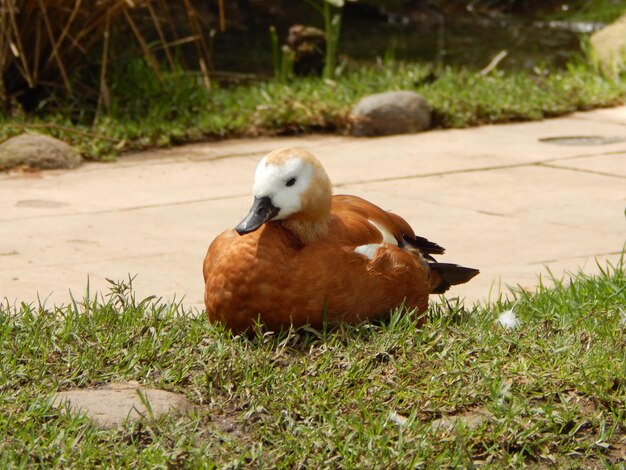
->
[355,243,382,260]
[368,219,397,245]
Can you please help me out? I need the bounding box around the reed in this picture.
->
[0,0,219,111]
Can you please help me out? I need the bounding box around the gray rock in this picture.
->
[430,409,491,432]
[351,91,432,137]
[590,13,626,75]
[53,381,195,428]
[0,133,82,171]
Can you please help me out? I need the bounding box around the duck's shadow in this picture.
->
[221,296,475,352]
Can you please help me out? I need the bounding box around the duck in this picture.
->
[203,147,478,332]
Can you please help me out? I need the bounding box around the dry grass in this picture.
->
[0,0,219,109]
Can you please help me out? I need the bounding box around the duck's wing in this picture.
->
[331,195,479,292]
[331,195,443,254]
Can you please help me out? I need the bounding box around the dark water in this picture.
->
[210,10,602,77]
[340,15,596,71]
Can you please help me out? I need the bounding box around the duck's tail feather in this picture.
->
[429,262,479,294]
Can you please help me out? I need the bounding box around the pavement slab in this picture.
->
[1,107,625,311]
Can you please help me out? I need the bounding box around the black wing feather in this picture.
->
[401,234,445,261]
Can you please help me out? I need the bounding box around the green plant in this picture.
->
[304,0,357,79]
[545,0,626,23]
[1,58,624,160]
[270,26,295,82]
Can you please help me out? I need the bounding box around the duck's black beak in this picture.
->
[235,196,280,235]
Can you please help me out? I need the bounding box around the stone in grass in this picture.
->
[53,381,194,428]
[590,13,626,76]
[351,91,432,137]
[430,409,491,432]
[0,133,82,171]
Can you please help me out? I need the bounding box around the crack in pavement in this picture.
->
[529,250,626,265]
[334,149,626,188]
[15,138,349,176]
[0,249,195,273]
[0,193,250,222]
[538,162,626,180]
[572,115,626,127]
[405,198,621,234]
[2,148,625,222]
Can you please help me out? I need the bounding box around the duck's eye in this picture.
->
[285,177,297,187]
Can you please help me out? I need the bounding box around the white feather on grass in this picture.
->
[496,309,520,329]
[388,411,408,426]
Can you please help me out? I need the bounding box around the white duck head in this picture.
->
[236,148,332,243]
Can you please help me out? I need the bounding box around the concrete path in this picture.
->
[1,107,625,313]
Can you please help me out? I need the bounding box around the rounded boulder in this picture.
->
[590,13,626,75]
[0,133,82,171]
[351,91,432,137]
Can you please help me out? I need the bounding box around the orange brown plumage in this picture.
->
[203,147,478,332]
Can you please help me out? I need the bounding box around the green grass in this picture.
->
[1,60,625,161]
[1,260,625,467]
[430,0,625,23]
[545,0,626,24]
